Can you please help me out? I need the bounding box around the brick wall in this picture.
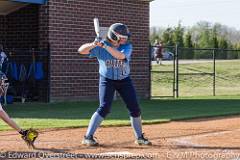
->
[46,0,150,101]
[0,0,150,102]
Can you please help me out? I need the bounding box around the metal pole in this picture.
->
[149,44,152,99]
[174,44,179,98]
[213,49,216,96]
[173,47,176,98]
[47,43,51,102]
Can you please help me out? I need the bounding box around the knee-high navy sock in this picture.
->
[85,112,104,138]
[130,116,142,139]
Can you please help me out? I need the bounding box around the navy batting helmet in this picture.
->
[107,23,131,42]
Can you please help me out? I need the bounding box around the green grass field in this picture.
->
[1,96,240,131]
[151,59,240,97]
[0,59,239,131]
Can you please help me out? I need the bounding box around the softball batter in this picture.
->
[78,23,151,146]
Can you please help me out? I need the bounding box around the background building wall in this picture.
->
[0,0,150,102]
[46,0,150,101]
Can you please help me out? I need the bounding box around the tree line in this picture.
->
[150,21,240,59]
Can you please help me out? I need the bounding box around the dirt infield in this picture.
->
[1,116,240,160]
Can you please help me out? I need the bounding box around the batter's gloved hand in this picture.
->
[19,128,38,149]
[94,37,104,47]
[94,36,102,43]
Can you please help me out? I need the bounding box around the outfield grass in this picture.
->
[0,60,239,131]
[151,59,240,97]
[1,96,240,131]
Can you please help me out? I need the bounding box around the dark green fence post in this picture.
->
[174,44,179,98]
[213,49,216,96]
[173,47,176,98]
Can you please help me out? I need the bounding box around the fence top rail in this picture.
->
[180,47,240,51]
[151,45,240,52]
[178,72,214,75]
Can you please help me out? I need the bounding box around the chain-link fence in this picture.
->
[151,45,240,98]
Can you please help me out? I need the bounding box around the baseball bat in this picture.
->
[93,18,100,38]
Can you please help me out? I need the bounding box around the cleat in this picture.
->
[135,134,152,145]
[82,135,99,146]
